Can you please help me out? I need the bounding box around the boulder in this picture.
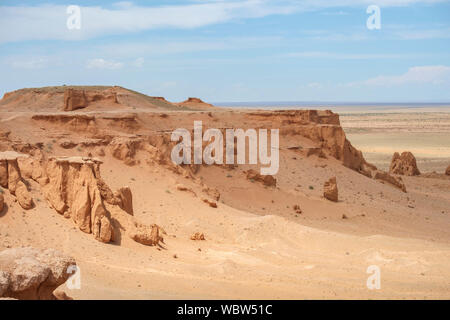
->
[374,170,407,193]
[323,177,338,202]
[245,169,276,187]
[389,152,420,176]
[114,186,133,215]
[0,247,76,300]
[129,222,162,246]
[202,198,218,208]
[190,232,205,241]
[15,181,33,210]
[93,215,113,243]
[445,165,450,176]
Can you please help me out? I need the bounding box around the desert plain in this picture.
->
[0,86,449,300]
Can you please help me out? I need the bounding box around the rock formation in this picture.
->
[114,186,133,215]
[191,232,206,240]
[0,151,34,210]
[64,88,87,111]
[3,153,160,246]
[40,156,113,242]
[129,222,161,246]
[445,165,450,176]
[389,152,421,176]
[323,177,338,202]
[109,136,141,166]
[64,87,119,111]
[373,170,407,193]
[245,169,277,187]
[176,97,214,110]
[202,198,218,208]
[0,247,76,300]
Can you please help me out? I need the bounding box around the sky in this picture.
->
[0,0,449,103]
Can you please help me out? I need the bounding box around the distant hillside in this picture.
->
[0,86,214,112]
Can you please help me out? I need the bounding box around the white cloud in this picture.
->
[284,51,408,59]
[131,57,144,68]
[306,82,323,89]
[0,0,446,43]
[346,65,450,87]
[8,57,48,69]
[392,28,450,40]
[86,58,123,69]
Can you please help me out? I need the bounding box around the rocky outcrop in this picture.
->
[0,247,76,300]
[245,169,276,187]
[64,88,87,111]
[4,153,161,246]
[445,165,450,176]
[114,186,133,215]
[190,232,205,241]
[389,152,420,176]
[64,87,119,111]
[129,222,162,246]
[109,136,142,166]
[373,171,407,193]
[323,177,338,202]
[42,156,113,242]
[16,181,33,210]
[0,151,33,210]
[176,97,214,110]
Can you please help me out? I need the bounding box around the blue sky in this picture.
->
[0,0,449,103]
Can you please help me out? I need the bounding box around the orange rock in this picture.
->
[93,215,113,243]
[109,137,141,166]
[389,152,421,176]
[114,186,133,215]
[202,198,217,208]
[0,247,76,300]
[129,223,161,246]
[190,232,205,241]
[323,177,338,202]
[64,88,87,111]
[373,170,407,193]
[245,169,276,187]
[0,152,33,209]
[15,181,33,210]
[42,157,113,241]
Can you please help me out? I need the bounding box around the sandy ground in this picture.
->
[340,107,450,172]
[1,90,449,300]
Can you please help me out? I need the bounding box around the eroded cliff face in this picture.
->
[0,150,163,246]
[63,88,118,111]
[7,107,405,192]
[0,151,33,210]
[42,157,113,242]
